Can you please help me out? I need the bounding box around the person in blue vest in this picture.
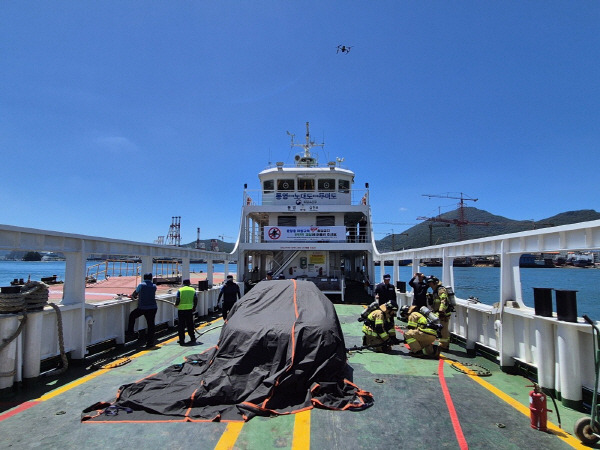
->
[175,279,198,346]
[127,273,158,349]
[218,275,241,320]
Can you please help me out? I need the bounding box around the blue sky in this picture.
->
[1,2,598,245]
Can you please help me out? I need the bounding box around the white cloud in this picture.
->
[95,136,139,154]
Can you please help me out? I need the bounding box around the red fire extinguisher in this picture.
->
[529,383,548,431]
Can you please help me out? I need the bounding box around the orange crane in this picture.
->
[418,193,489,241]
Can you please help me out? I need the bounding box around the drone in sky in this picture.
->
[336,45,352,54]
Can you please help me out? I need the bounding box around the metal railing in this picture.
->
[86,260,141,282]
[86,259,182,283]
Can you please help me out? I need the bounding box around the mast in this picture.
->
[287,121,324,167]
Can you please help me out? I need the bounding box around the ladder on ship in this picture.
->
[271,251,301,277]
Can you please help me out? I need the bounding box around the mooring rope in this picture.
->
[0,281,68,377]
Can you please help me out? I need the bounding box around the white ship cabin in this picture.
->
[237,124,376,300]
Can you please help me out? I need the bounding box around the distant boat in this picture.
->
[519,254,554,268]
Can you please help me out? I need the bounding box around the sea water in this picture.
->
[0,261,237,287]
[1,260,598,319]
[376,265,599,319]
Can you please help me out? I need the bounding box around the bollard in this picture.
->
[23,310,43,379]
[533,287,553,317]
[556,290,578,322]
[0,315,19,390]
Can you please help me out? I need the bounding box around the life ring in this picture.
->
[246,196,252,205]
[361,195,367,205]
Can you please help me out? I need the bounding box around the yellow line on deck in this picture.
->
[442,357,587,449]
[38,318,222,402]
[292,410,311,450]
[214,422,244,450]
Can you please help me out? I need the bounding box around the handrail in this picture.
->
[86,259,182,283]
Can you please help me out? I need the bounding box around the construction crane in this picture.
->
[418,193,488,241]
[165,216,181,246]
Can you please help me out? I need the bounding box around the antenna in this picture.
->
[289,122,324,167]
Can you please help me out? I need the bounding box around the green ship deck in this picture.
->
[0,303,590,449]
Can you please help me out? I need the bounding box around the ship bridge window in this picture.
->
[263,180,274,193]
[298,177,315,191]
[338,179,350,193]
[316,216,335,226]
[278,216,297,226]
[277,179,295,191]
[318,179,335,191]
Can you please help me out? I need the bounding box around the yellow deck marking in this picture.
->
[38,318,223,402]
[292,410,311,450]
[442,356,587,449]
[214,422,244,450]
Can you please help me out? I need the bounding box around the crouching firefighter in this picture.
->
[361,301,401,352]
[427,276,452,350]
[399,305,442,358]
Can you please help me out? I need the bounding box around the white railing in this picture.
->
[0,224,236,389]
[382,219,600,409]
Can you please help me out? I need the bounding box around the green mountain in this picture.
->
[181,208,600,254]
[180,239,236,253]
[376,208,600,252]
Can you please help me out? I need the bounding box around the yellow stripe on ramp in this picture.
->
[442,357,588,449]
[215,422,244,450]
[292,410,311,450]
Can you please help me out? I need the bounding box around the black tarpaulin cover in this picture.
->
[82,280,373,422]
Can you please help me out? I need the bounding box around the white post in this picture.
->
[207,260,214,287]
[0,315,19,389]
[63,250,87,359]
[533,317,555,392]
[141,256,153,278]
[181,257,190,281]
[557,323,582,408]
[23,311,44,379]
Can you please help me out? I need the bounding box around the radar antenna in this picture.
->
[287,122,324,167]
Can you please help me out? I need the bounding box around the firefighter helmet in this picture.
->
[384,301,398,311]
[399,305,410,318]
[426,276,439,284]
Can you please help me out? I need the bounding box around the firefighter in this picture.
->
[361,301,400,352]
[427,276,451,350]
[399,305,440,358]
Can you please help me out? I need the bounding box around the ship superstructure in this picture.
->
[236,123,375,300]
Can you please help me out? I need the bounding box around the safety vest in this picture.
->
[431,285,451,317]
[407,312,438,336]
[177,286,196,310]
[362,309,395,340]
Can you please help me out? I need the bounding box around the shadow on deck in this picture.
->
[325,279,374,305]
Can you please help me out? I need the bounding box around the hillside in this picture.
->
[375,208,600,252]
[180,208,600,254]
[180,239,236,253]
